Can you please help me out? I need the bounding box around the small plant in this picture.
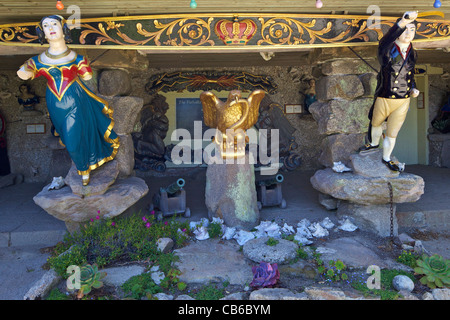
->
[397,250,419,268]
[160,268,187,292]
[77,263,106,299]
[121,273,162,299]
[194,283,225,300]
[207,222,223,238]
[322,260,348,282]
[265,237,279,246]
[46,288,70,300]
[250,262,280,289]
[414,254,450,289]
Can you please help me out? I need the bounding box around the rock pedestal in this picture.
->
[34,176,149,233]
[311,150,424,237]
[308,53,424,237]
[205,153,259,230]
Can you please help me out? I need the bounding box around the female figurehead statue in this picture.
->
[17,15,120,185]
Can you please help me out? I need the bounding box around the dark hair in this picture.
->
[36,15,72,45]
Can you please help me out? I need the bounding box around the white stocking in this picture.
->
[370,125,383,146]
[382,136,396,162]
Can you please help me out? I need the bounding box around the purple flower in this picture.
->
[95,215,100,220]
[142,216,148,222]
[146,222,152,228]
[150,210,155,215]
[250,262,280,288]
[164,221,168,226]
[111,222,115,227]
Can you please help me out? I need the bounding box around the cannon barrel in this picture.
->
[162,178,185,195]
[256,174,284,187]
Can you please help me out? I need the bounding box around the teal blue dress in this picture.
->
[22,54,120,175]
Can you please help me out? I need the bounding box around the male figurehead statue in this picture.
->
[360,11,419,172]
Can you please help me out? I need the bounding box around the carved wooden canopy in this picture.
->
[0,13,449,51]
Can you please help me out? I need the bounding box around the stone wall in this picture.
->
[308,47,379,169]
[0,72,71,183]
[0,50,325,183]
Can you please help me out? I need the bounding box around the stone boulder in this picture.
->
[315,237,409,270]
[310,168,424,205]
[173,239,253,285]
[316,75,364,101]
[98,69,132,97]
[101,96,143,135]
[321,59,378,76]
[336,202,399,237]
[33,177,149,232]
[243,236,298,265]
[309,98,373,135]
[64,160,119,197]
[205,154,260,230]
[349,149,400,178]
[318,133,366,168]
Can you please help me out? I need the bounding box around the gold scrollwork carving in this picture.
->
[0,26,37,43]
[80,17,215,46]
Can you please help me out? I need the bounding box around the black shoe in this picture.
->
[359,143,379,153]
[382,159,403,172]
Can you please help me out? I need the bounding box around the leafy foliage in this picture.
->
[47,213,190,277]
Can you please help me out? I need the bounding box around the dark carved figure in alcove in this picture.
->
[255,96,302,171]
[303,78,317,114]
[18,84,40,112]
[133,94,171,172]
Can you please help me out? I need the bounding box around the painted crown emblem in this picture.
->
[214,17,257,45]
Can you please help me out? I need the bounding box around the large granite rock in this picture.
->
[205,154,259,230]
[318,133,366,168]
[321,59,378,76]
[174,239,253,285]
[243,236,298,264]
[337,202,399,237]
[310,168,424,205]
[33,177,149,232]
[310,150,424,237]
[316,75,364,101]
[309,98,373,135]
[98,69,132,97]
[101,96,144,135]
[115,134,135,178]
[349,149,400,178]
[64,160,119,197]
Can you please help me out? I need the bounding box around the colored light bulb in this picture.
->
[316,0,323,9]
[56,0,64,10]
[190,0,197,9]
[434,0,442,8]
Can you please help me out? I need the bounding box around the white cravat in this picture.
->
[395,41,410,59]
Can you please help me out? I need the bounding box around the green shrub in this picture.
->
[47,213,190,277]
[121,273,162,299]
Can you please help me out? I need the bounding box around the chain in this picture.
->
[387,182,394,242]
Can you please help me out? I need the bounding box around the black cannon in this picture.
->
[150,178,190,220]
[256,174,286,209]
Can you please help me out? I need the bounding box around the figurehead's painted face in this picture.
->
[36,15,72,45]
[397,23,416,45]
[41,18,64,42]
